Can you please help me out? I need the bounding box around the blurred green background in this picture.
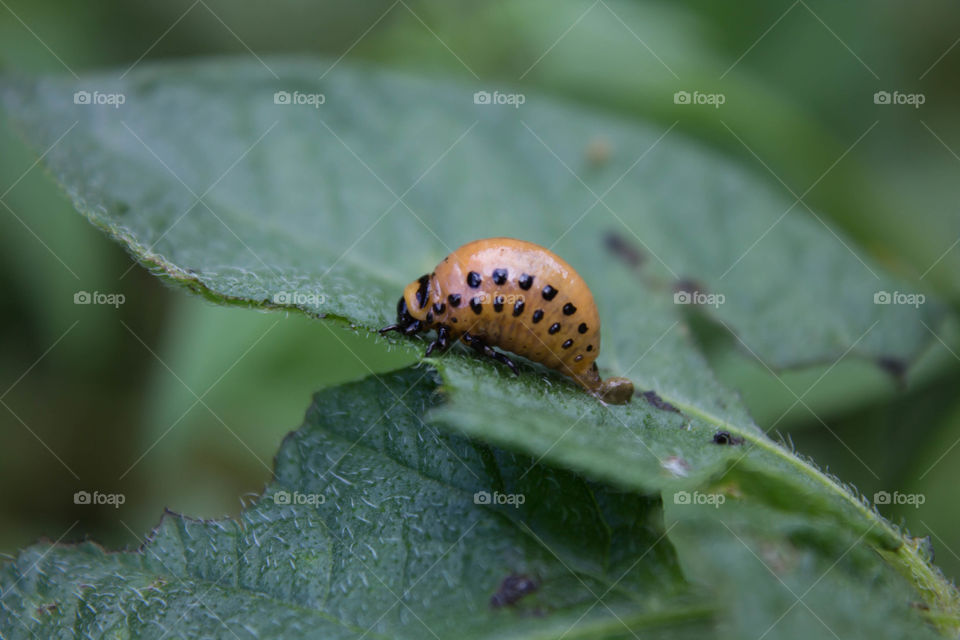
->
[2,0,959,580]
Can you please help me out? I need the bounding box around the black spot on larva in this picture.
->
[586,345,594,352]
[532,310,544,323]
[518,274,534,290]
[548,323,561,334]
[562,302,577,315]
[493,295,505,312]
[433,302,446,315]
[470,297,483,314]
[562,339,573,349]
[578,323,588,334]
[415,274,430,309]
[604,231,646,269]
[712,430,744,445]
[575,354,583,362]
[467,271,482,288]
[492,268,508,285]
[451,317,458,324]
[513,300,525,317]
[425,312,434,324]
[448,293,461,307]
[542,285,558,301]
[490,574,538,609]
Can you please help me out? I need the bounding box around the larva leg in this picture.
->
[424,325,451,357]
[380,320,423,336]
[462,332,519,376]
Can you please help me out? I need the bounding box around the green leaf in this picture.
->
[0,58,945,381]
[1,57,957,634]
[1,368,714,639]
[665,499,942,640]
[0,367,938,639]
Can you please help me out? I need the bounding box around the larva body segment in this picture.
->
[382,238,634,404]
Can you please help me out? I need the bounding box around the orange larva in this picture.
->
[380,238,634,404]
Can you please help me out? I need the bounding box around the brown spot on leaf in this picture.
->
[712,430,744,445]
[490,573,539,608]
[641,390,680,414]
[877,356,908,389]
[604,232,645,270]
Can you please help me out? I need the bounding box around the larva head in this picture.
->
[392,295,417,329]
[400,274,433,323]
[381,274,436,337]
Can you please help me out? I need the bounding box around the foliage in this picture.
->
[1,57,957,638]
